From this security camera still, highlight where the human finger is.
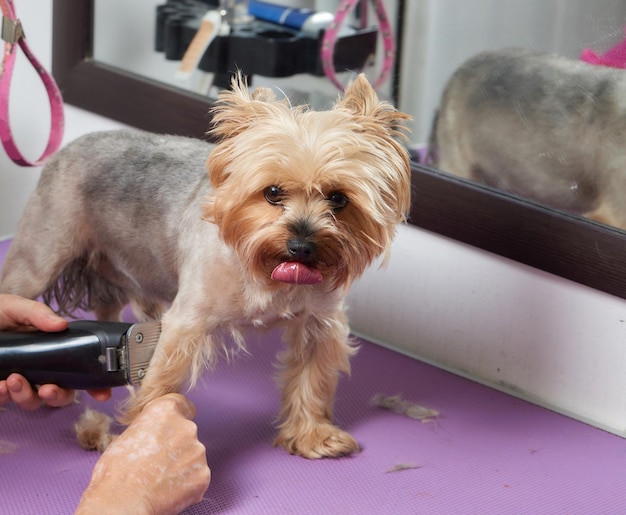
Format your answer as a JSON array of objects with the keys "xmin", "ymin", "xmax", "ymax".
[
  {"xmin": 6, "ymin": 374, "xmax": 42, "ymax": 410},
  {"xmin": 0, "ymin": 294, "xmax": 67, "ymax": 332},
  {"xmin": 37, "ymin": 384, "xmax": 78, "ymax": 407}
]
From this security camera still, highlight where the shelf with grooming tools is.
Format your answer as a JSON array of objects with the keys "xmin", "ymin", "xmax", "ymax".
[{"xmin": 155, "ymin": 0, "xmax": 395, "ymax": 93}]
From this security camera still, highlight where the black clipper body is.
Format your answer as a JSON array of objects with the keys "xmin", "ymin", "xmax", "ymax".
[{"xmin": 0, "ymin": 320, "xmax": 161, "ymax": 389}]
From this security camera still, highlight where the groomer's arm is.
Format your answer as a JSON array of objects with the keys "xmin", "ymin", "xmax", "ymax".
[
  {"xmin": 0, "ymin": 294, "xmax": 111, "ymax": 409},
  {"xmin": 75, "ymin": 394, "xmax": 210, "ymax": 515}
]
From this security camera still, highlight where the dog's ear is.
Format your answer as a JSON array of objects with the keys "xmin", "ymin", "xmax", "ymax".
[
  {"xmin": 336, "ymin": 75, "xmax": 412, "ymax": 231},
  {"xmin": 335, "ymin": 74, "xmax": 411, "ymax": 138},
  {"xmin": 208, "ymin": 72, "xmax": 280, "ymax": 141}
]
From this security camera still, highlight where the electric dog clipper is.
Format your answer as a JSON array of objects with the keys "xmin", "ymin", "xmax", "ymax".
[{"xmin": 0, "ymin": 320, "xmax": 161, "ymax": 389}]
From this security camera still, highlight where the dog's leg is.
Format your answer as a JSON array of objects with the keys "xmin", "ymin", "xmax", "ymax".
[
  {"xmin": 275, "ymin": 311, "xmax": 359, "ymax": 459},
  {"xmin": 117, "ymin": 307, "xmax": 210, "ymax": 425},
  {"xmin": 75, "ymin": 304, "xmax": 190, "ymax": 451},
  {"xmin": 0, "ymin": 240, "xmax": 49, "ymax": 299},
  {"xmin": 1, "ymin": 197, "xmax": 57, "ymax": 296},
  {"xmin": 0, "ymin": 178, "xmax": 92, "ymax": 309},
  {"xmin": 118, "ymin": 327, "xmax": 194, "ymax": 424},
  {"xmin": 0, "ymin": 219, "xmax": 80, "ymax": 300}
]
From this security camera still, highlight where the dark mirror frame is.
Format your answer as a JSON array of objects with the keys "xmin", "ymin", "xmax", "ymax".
[{"xmin": 52, "ymin": 0, "xmax": 626, "ymax": 300}]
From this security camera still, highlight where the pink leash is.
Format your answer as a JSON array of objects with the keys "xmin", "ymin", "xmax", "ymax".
[
  {"xmin": 0, "ymin": 0, "xmax": 64, "ymax": 166},
  {"xmin": 321, "ymin": 0, "xmax": 396, "ymax": 91}
]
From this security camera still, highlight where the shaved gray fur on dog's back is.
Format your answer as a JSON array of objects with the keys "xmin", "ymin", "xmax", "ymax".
[
  {"xmin": 431, "ymin": 48, "xmax": 626, "ymax": 221},
  {"xmin": 2, "ymin": 130, "xmax": 215, "ymax": 316}
]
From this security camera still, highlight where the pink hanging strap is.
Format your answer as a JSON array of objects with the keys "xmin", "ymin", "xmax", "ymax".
[
  {"xmin": 0, "ymin": 0, "xmax": 64, "ymax": 166},
  {"xmin": 321, "ymin": 0, "xmax": 396, "ymax": 91}
]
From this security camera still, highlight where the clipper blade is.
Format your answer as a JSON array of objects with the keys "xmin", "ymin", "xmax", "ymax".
[{"xmin": 124, "ymin": 320, "xmax": 162, "ymax": 386}]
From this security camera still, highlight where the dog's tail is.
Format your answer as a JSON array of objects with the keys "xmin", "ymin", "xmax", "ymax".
[{"xmin": 424, "ymin": 109, "xmax": 440, "ymax": 166}]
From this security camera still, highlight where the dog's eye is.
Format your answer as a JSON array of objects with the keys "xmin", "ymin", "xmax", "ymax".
[
  {"xmin": 264, "ymin": 186, "xmax": 285, "ymax": 205},
  {"xmin": 327, "ymin": 192, "xmax": 349, "ymax": 212}
]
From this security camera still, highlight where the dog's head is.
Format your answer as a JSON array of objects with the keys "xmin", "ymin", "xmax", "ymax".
[{"xmin": 203, "ymin": 73, "xmax": 411, "ymax": 290}]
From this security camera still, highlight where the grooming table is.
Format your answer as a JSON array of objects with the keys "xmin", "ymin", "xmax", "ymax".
[{"xmin": 1, "ymin": 238, "xmax": 626, "ymax": 514}]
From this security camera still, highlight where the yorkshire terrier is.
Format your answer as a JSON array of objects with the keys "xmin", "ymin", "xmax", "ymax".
[
  {"xmin": 0, "ymin": 74, "xmax": 411, "ymax": 458},
  {"xmin": 429, "ymin": 47, "xmax": 626, "ymax": 228}
]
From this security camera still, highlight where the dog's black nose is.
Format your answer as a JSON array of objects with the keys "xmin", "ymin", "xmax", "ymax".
[{"xmin": 287, "ymin": 238, "xmax": 316, "ymax": 262}]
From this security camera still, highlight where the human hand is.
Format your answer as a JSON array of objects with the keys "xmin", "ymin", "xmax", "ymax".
[
  {"xmin": 0, "ymin": 293, "xmax": 68, "ymax": 332},
  {"xmin": 0, "ymin": 373, "xmax": 112, "ymax": 410},
  {"xmin": 76, "ymin": 393, "xmax": 210, "ymax": 515},
  {"xmin": 0, "ymin": 294, "xmax": 112, "ymax": 409}
]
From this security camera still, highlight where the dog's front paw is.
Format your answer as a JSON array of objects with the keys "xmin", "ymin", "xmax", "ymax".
[{"xmin": 275, "ymin": 423, "xmax": 360, "ymax": 459}]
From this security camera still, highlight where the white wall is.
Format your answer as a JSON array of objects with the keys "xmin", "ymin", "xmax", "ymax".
[
  {"xmin": 3, "ymin": 1, "xmax": 626, "ymax": 438},
  {"xmin": 347, "ymin": 225, "xmax": 626, "ymax": 437},
  {"xmin": 0, "ymin": 1, "xmax": 127, "ymax": 239}
]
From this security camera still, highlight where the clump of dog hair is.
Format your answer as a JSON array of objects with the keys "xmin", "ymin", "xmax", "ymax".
[
  {"xmin": 386, "ymin": 462, "xmax": 420, "ymax": 473},
  {"xmin": 75, "ymin": 407, "xmax": 116, "ymax": 452},
  {"xmin": 371, "ymin": 394, "xmax": 439, "ymax": 422}
]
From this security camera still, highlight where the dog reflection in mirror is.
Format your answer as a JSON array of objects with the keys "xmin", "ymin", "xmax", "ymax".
[
  {"xmin": 429, "ymin": 47, "xmax": 626, "ymax": 228},
  {"xmin": 0, "ymin": 73, "xmax": 411, "ymax": 458}
]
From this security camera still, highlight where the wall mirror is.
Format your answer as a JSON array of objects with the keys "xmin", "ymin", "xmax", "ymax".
[{"xmin": 52, "ymin": 0, "xmax": 626, "ymax": 300}]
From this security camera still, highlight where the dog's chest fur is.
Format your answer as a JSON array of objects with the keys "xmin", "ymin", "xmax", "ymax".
[{"xmin": 242, "ymin": 281, "xmax": 341, "ymax": 328}]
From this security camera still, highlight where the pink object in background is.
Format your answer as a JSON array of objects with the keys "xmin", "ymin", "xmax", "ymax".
[{"xmin": 580, "ymin": 26, "xmax": 626, "ymax": 68}]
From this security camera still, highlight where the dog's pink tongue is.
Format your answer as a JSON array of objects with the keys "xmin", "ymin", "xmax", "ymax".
[{"xmin": 271, "ymin": 262, "xmax": 323, "ymax": 285}]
